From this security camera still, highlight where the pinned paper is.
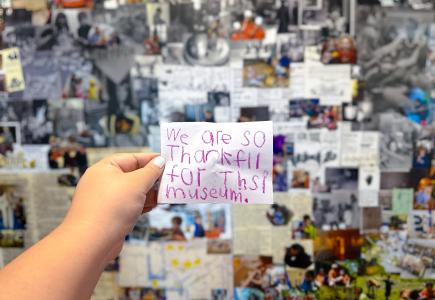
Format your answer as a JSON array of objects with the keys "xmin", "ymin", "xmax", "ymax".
[
  {"xmin": 0, "ymin": 48, "xmax": 25, "ymax": 93},
  {"xmin": 358, "ymin": 167, "xmax": 380, "ymax": 207},
  {"xmin": 392, "ymin": 188, "xmax": 414, "ymax": 215},
  {"xmin": 158, "ymin": 122, "xmax": 273, "ymax": 204}
]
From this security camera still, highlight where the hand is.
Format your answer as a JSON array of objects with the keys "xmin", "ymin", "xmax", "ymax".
[{"xmin": 62, "ymin": 153, "xmax": 165, "ymax": 259}]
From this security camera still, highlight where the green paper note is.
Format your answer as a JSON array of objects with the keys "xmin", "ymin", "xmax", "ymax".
[{"xmin": 392, "ymin": 188, "xmax": 413, "ymax": 214}]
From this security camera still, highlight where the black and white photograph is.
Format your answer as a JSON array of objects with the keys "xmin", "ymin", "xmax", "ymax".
[
  {"xmin": 276, "ymin": 32, "xmax": 305, "ymax": 62},
  {"xmin": 303, "ymin": 0, "xmax": 323, "ymax": 10},
  {"xmin": 239, "ymin": 106, "xmax": 270, "ymax": 122},
  {"xmin": 324, "ymin": 167, "xmax": 359, "ymax": 191},
  {"xmin": 0, "ymin": 100, "xmax": 51, "ymax": 144},
  {"xmin": 104, "ymin": 3, "xmax": 149, "ymax": 49},
  {"xmin": 379, "ymin": 112, "xmax": 417, "ymax": 171},
  {"xmin": 14, "ymin": 51, "xmax": 63, "ymax": 101},
  {"xmin": 379, "ymin": 189, "xmax": 393, "ymax": 210},
  {"xmin": 361, "ymin": 206, "xmax": 382, "ymax": 232},
  {"xmin": 132, "ymin": 57, "xmax": 159, "ymax": 127},
  {"xmin": 0, "ymin": 122, "xmax": 21, "ymax": 152},
  {"xmin": 167, "ymin": 1, "xmax": 195, "ymax": 43},
  {"xmin": 380, "ymin": 172, "xmax": 412, "ymax": 190},
  {"xmin": 380, "ymin": 0, "xmax": 434, "ymax": 10},
  {"xmin": 313, "ymin": 191, "xmax": 361, "ymax": 230},
  {"xmin": 299, "ymin": 0, "xmax": 352, "ymax": 35},
  {"xmin": 48, "ymin": 98, "xmax": 86, "ymax": 142},
  {"xmin": 105, "ymin": 75, "xmax": 145, "ymax": 147},
  {"xmin": 356, "ymin": 7, "xmax": 434, "ymax": 124}
]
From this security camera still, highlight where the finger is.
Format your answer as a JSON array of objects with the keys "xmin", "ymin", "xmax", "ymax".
[
  {"xmin": 104, "ymin": 153, "xmax": 160, "ymax": 173},
  {"xmin": 128, "ymin": 156, "xmax": 166, "ymax": 194}
]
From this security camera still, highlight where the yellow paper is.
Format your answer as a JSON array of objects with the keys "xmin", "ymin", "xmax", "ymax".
[{"xmin": 0, "ymin": 48, "xmax": 25, "ymax": 93}]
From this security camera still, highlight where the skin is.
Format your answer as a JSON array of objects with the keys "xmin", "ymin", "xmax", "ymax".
[{"xmin": 0, "ymin": 153, "xmax": 165, "ymax": 300}]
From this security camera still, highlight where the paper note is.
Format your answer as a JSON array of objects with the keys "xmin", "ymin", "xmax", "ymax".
[
  {"xmin": 340, "ymin": 131, "xmax": 380, "ymax": 167},
  {"xmin": 0, "ymin": 48, "xmax": 25, "ymax": 93},
  {"xmin": 357, "ymin": 154, "xmax": 379, "ymax": 208},
  {"xmin": 392, "ymin": 188, "xmax": 414, "ymax": 215},
  {"xmin": 119, "ymin": 240, "xmax": 234, "ymax": 299},
  {"xmin": 304, "ymin": 63, "xmax": 352, "ymax": 105},
  {"xmin": 358, "ymin": 167, "xmax": 380, "ymax": 191},
  {"xmin": 358, "ymin": 190, "xmax": 379, "ymax": 207},
  {"xmin": 407, "ymin": 210, "xmax": 435, "ymax": 239},
  {"xmin": 158, "ymin": 122, "xmax": 273, "ymax": 204}
]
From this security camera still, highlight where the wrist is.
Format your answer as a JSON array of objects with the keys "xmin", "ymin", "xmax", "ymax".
[
  {"xmin": 62, "ymin": 208, "xmax": 132, "ymax": 246},
  {"xmin": 59, "ymin": 217, "xmax": 122, "ymax": 260}
]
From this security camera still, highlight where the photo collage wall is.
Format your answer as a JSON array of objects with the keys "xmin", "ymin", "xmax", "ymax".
[{"xmin": 0, "ymin": 0, "xmax": 434, "ymax": 299}]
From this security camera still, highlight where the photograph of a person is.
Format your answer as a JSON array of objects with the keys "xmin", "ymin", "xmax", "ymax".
[
  {"xmin": 357, "ymin": 8, "xmax": 433, "ymax": 121},
  {"xmin": 413, "ymin": 139, "xmax": 432, "ymax": 169},
  {"xmin": 121, "ymin": 287, "xmax": 166, "ymax": 300},
  {"xmin": 243, "ymin": 58, "xmax": 290, "ymax": 88},
  {"xmin": 288, "ymin": 99, "xmax": 340, "ymax": 129},
  {"xmin": 380, "ymin": 113, "xmax": 417, "ymax": 171},
  {"xmin": 289, "ymin": 98, "xmax": 319, "ymax": 118},
  {"xmin": 292, "ymin": 214, "xmax": 317, "ymax": 239},
  {"xmin": 321, "ymin": 35, "xmax": 357, "ymax": 64},
  {"xmin": 184, "ymin": 103, "xmax": 215, "ymax": 122},
  {"xmin": 303, "ymin": 0, "xmax": 323, "ymax": 10},
  {"xmin": 239, "ymin": 106, "xmax": 270, "ymax": 122},
  {"xmin": 291, "ymin": 169, "xmax": 310, "ymax": 188},
  {"xmin": 313, "ymin": 191, "xmax": 360, "ymax": 230},
  {"xmin": 0, "ymin": 53, "xmax": 5, "ymax": 92},
  {"xmin": 266, "ymin": 203, "xmax": 292, "ymax": 226},
  {"xmin": 314, "ymin": 229, "xmax": 363, "ymax": 261},
  {"xmin": 284, "ymin": 243, "xmax": 313, "ymax": 269},
  {"xmin": 324, "ymin": 167, "xmax": 359, "ymax": 191},
  {"xmin": 208, "ymin": 91, "xmax": 231, "ymax": 107},
  {"xmin": 0, "ymin": 122, "xmax": 21, "ymax": 156},
  {"xmin": 211, "ymin": 288, "xmax": 227, "ymax": 300},
  {"xmin": 413, "ymin": 176, "xmax": 434, "ymax": 210},
  {"xmin": 0, "ymin": 184, "xmax": 26, "ymax": 248},
  {"xmin": 233, "ymin": 255, "xmax": 273, "ymax": 287},
  {"xmin": 48, "ymin": 135, "xmax": 89, "ymax": 180},
  {"xmin": 147, "ymin": 204, "xmax": 231, "ymax": 241},
  {"xmin": 276, "ymin": 32, "xmax": 305, "ymax": 62}
]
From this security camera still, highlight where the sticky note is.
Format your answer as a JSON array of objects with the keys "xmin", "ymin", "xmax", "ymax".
[{"xmin": 158, "ymin": 122, "xmax": 273, "ymax": 204}]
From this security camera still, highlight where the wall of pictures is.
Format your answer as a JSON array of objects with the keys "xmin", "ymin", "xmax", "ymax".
[{"xmin": 0, "ymin": 0, "xmax": 434, "ymax": 299}]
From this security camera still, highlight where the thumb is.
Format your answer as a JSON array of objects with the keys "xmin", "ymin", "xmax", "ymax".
[{"xmin": 128, "ymin": 156, "xmax": 166, "ymax": 193}]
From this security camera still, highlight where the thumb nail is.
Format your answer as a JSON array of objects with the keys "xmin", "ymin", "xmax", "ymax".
[{"xmin": 152, "ymin": 156, "xmax": 166, "ymax": 169}]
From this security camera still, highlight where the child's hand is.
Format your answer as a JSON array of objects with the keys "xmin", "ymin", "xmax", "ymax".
[{"xmin": 62, "ymin": 153, "xmax": 165, "ymax": 253}]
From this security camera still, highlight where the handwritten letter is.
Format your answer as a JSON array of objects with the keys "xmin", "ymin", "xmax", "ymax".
[{"xmin": 158, "ymin": 122, "xmax": 273, "ymax": 204}]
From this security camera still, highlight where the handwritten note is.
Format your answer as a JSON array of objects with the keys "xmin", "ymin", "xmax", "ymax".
[
  {"xmin": 304, "ymin": 63, "xmax": 352, "ymax": 105},
  {"xmin": 158, "ymin": 122, "xmax": 273, "ymax": 204}
]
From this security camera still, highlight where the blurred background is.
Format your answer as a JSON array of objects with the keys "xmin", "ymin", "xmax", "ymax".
[{"xmin": 0, "ymin": 0, "xmax": 434, "ymax": 299}]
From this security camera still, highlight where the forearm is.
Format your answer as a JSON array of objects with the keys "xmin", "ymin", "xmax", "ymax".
[
  {"xmin": 0, "ymin": 153, "xmax": 164, "ymax": 300},
  {"xmin": 0, "ymin": 221, "xmax": 114, "ymax": 300}
]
